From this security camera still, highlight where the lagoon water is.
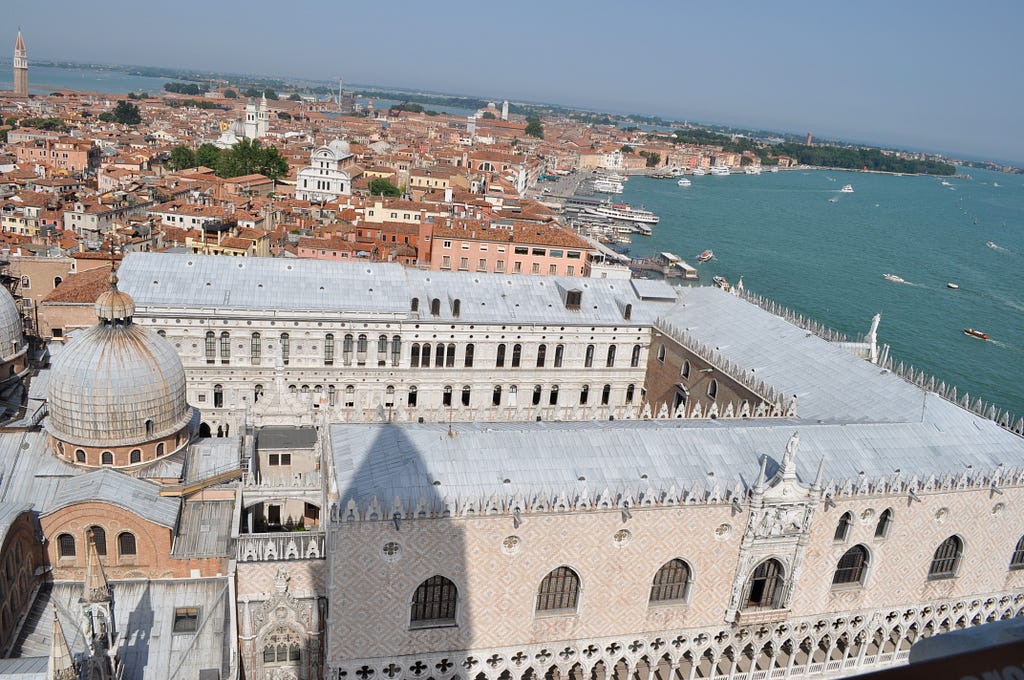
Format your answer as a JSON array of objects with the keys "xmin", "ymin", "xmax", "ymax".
[
  {"xmin": 0, "ymin": 63, "xmax": 173, "ymax": 95},
  {"xmin": 621, "ymin": 167, "xmax": 1024, "ymax": 417}
]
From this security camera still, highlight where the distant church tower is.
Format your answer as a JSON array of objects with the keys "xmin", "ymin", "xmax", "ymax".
[
  {"xmin": 244, "ymin": 94, "xmax": 269, "ymax": 139},
  {"xmin": 13, "ymin": 29, "xmax": 28, "ymax": 97},
  {"xmin": 501, "ymin": 100, "xmax": 509, "ymax": 121}
]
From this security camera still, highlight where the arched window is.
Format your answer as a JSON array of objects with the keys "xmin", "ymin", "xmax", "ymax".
[
  {"xmin": 101, "ymin": 451, "xmax": 113, "ymax": 465},
  {"xmin": 250, "ymin": 332, "xmax": 261, "ymax": 365},
  {"xmin": 511, "ymin": 344, "xmax": 522, "ymax": 368},
  {"xmin": 205, "ymin": 331, "xmax": 216, "ymax": 363},
  {"xmin": 707, "ymin": 379, "xmax": 718, "ymax": 399},
  {"xmin": 118, "ymin": 532, "xmax": 137, "ymax": 556},
  {"xmin": 144, "ymin": 419, "xmax": 153, "ymax": 437},
  {"xmin": 58, "ymin": 533, "xmax": 76, "ymax": 558},
  {"xmin": 344, "ymin": 385, "xmax": 355, "ymax": 407},
  {"xmin": 213, "ymin": 384, "xmax": 224, "ymax": 408},
  {"xmin": 452, "ymin": 299, "xmax": 461, "ymax": 318},
  {"xmin": 407, "ymin": 385, "xmax": 418, "ymax": 407},
  {"xmin": 391, "ymin": 335, "xmax": 401, "ymax": 366},
  {"xmin": 744, "ymin": 559, "xmax": 784, "ymax": 609},
  {"xmin": 464, "ymin": 343, "xmax": 475, "ymax": 368},
  {"xmin": 625, "ymin": 384, "xmax": 636, "ymax": 403},
  {"xmin": 445, "ymin": 343, "xmax": 456, "ymax": 367},
  {"xmin": 410, "ymin": 343, "xmax": 420, "ymax": 368},
  {"xmin": 584, "ymin": 345, "xmax": 594, "ymax": 368},
  {"xmin": 579, "ymin": 385, "xmax": 589, "ymax": 405},
  {"xmin": 54, "ymin": 276, "xmax": 63, "ymax": 288},
  {"xmin": 601, "ymin": 384, "xmax": 611, "ymax": 405},
  {"xmin": 461, "ymin": 385, "xmax": 471, "ymax": 406},
  {"xmin": 549, "ymin": 385, "xmax": 559, "ymax": 405},
  {"xmin": 434, "ymin": 343, "xmax": 444, "ymax": 368},
  {"xmin": 536, "ymin": 566, "xmax": 580, "ymax": 613},
  {"xmin": 536, "ymin": 344, "xmax": 547, "ymax": 368},
  {"xmin": 554, "ymin": 344, "xmax": 564, "ymax": 368},
  {"xmin": 156, "ymin": 442, "xmax": 165, "ymax": 456},
  {"xmin": 324, "ymin": 333, "xmax": 335, "ymax": 365},
  {"xmin": 532, "ymin": 385, "xmax": 542, "ymax": 406},
  {"xmin": 89, "ymin": 526, "xmax": 107, "ymax": 556},
  {"xmin": 649, "ymin": 559, "xmax": 692, "ymax": 603},
  {"xmin": 929, "ymin": 536, "xmax": 963, "ymax": 579},
  {"xmin": 492, "ymin": 385, "xmax": 502, "ymax": 406},
  {"xmin": 442, "ymin": 385, "xmax": 453, "ymax": 407},
  {"xmin": 875, "ymin": 508, "xmax": 893, "ymax": 538},
  {"xmin": 834, "ymin": 512, "xmax": 853, "ymax": 542},
  {"xmin": 327, "ymin": 385, "xmax": 336, "ymax": 406},
  {"xmin": 280, "ymin": 333, "xmax": 290, "ymax": 365},
  {"xmin": 411, "ymin": 297, "xmax": 419, "ymax": 312},
  {"xmin": 1011, "ymin": 536, "xmax": 1024, "ymax": 570},
  {"xmin": 75, "ymin": 448, "xmax": 86, "ymax": 463},
  {"xmin": 681, "ymin": 360, "xmax": 691, "ymax": 379},
  {"xmin": 343, "ymin": 333, "xmax": 354, "ymax": 365},
  {"xmin": 130, "ymin": 449, "xmax": 141, "ymax": 464},
  {"xmin": 495, "ymin": 343, "xmax": 506, "ymax": 368},
  {"xmin": 833, "ymin": 545, "xmax": 869, "ymax": 585},
  {"xmin": 430, "ymin": 298, "xmax": 441, "ymax": 317},
  {"xmin": 657, "ymin": 344, "xmax": 666, "ymax": 362},
  {"xmin": 378, "ymin": 334, "xmax": 388, "ymax": 353},
  {"xmin": 606, "ymin": 345, "xmax": 616, "ymax": 367},
  {"xmin": 220, "ymin": 332, "xmax": 230, "ymax": 362},
  {"xmin": 630, "ymin": 344, "xmax": 641, "ymax": 367},
  {"xmin": 623, "ymin": 303, "xmax": 632, "ymax": 320},
  {"xmin": 358, "ymin": 334, "xmax": 368, "ymax": 356},
  {"xmin": 410, "ymin": 575, "xmax": 458, "ymax": 626}
]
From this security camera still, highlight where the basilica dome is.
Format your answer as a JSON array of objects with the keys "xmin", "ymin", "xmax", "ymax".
[
  {"xmin": 47, "ymin": 273, "xmax": 193, "ymax": 461},
  {"xmin": 0, "ymin": 285, "xmax": 24, "ymax": 362}
]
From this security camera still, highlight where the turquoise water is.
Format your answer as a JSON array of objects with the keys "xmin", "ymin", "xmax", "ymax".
[
  {"xmin": 0, "ymin": 63, "xmax": 173, "ymax": 95},
  {"xmin": 622, "ymin": 168, "xmax": 1024, "ymax": 417}
]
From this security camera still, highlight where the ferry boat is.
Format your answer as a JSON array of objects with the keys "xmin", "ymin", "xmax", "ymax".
[
  {"xmin": 677, "ymin": 177, "xmax": 692, "ymax": 187},
  {"xmin": 883, "ymin": 273, "xmax": 905, "ymax": 283},
  {"xmin": 584, "ymin": 203, "xmax": 660, "ymax": 225},
  {"xmin": 591, "ymin": 178, "xmax": 624, "ymax": 194},
  {"xmin": 963, "ymin": 328, "xmax": 990, "ymax": 341},
  {"xmin": 712, "ymin": 275, "xmax": 731, "ymax": 291},
  {"xmin": 840, "ymin": 184, "xmax": 854, "ymax": 193},
  {"xmin": 691, "ymin": 167, "xmax": 707, "ymax": 176},
  {"xmin": 709, "ymin": 165, "xmax": 731, "ymax": 176},
  {"xmin": 697, "ymin": 249, "xmax": 714, "ymax": 263}
]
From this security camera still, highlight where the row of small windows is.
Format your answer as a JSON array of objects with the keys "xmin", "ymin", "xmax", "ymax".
[
  {"xmin": 833, "ymin": 508, "xmax": 894, "ymax": 542},
  {"xmin": 408, "ymin": 343, "xmax": 642, "ymax": 370},
  {"xmin": 409, "ymin": 536, "xmax": 1024, "ymax": 627},
  {"xmin": 57, "ymin": 528, "xmax": 136, "ymax": 558},
  {"xmin": 72, "ymin": 443, "xmax": 164, "ymax": 465}
]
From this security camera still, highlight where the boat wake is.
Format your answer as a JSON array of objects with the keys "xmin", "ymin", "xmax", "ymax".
[{"xmin": 986, "ymin": 241, "xmax": 1013, "ymax": 253}]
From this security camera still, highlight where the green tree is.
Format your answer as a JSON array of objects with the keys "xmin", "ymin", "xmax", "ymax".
[
  {"xmin": 525, "ymin": 117, "xmax": 544, "ymax": 139},
  {"xmin": 111, "ymin": 100, "xmax": 142, "ymax": 125},
  {"xmin": 287, "ymin": 93, "xmax": 302, "ymax": 101},
  {"xmin": 621, "ymin": 144, "xmax": 634, "ymax": 153},
  {"xmin": 263, "ymin": 88, "xmax": 279, "ymax": 100},
  {"xmin": 169, "ymin": 145, "xmax": 197, "ymax": 170},
  {"xmin": 196, "ymin": 143, "xmax": 222, "ymax": 169},
  {"xmin": 98, "ymin": 112, "xmax": 115, "ymax": 123},
  {"xmin": 4, "ymin": 117, "xmax": 17, "ymax": 127},
  {"xmin": 368, "ymin": 178, "xmax": 402, "ymax": 197},
  {"xmin": 481, "ymin": 111, "xmax": 496, "ymax": 120},
  {"xmin": 216, "ymin": 139, "xmax": 289, "ymax": 180},
  {"xmin": 243, "ymin": 87, "xmax": 261, "ymax": 98},
  {"xmin": 223, "ymin": 89, "xmax": 237, "ymax": 99}
]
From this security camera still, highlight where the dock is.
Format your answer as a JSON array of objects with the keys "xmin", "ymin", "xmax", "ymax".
[{"xmin": 630, "ymin": 252, "xmax": 698, "ymax": 279}]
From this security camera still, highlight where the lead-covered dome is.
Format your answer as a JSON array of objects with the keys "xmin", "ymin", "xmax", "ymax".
[
  {"xmin": 47, "ymin": 275, "xmax": 192, "ymax": 459},
  {"xmin": 0, "ymin": 285, "xmax": 24, "ymax": 362}
]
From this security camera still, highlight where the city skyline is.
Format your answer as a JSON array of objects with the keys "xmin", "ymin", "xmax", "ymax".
[{"xmin": 7, "ymin": 0, "xmax": 1024, "ymax": 164}]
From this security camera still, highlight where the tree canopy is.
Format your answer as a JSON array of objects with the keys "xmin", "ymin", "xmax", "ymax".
[
  {"xmin": 524, "ymin": 117, "xmax": 544, "ymax": 139},
  {"xmin": 110, "ymin": 101, "xmax": 142, "ymax": 125},
  {"xmin": 287, "ymin": 93, "xmax": 302, "ymax": 102},
  {"xmin": 368, "ymin": 178, "xmax": 402, "ymax": 197},
  {"xmin": 164, "ymin": 82, "xmax": 204, "ymax": 96},
  {"xmin": 223, "ymin": 89, "xmax": 237, "ymax": 99},
  {"xmin": 169, "ymin": 145, "xmax": 197, "ymax": 170}
]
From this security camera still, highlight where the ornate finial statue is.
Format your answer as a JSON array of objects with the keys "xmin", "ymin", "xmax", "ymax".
[{"xmin": 783, "ymin": 432, "xmax": 800, "ymax": 470}]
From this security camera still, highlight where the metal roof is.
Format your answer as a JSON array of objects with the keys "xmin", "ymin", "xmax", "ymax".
[
  {"xmin": 44, "ymin": 469, "xmax": 180, "ymax": 528},
  {"xmin": 256, "ymin": 426, "xmax": 318, "ymax": 450}
]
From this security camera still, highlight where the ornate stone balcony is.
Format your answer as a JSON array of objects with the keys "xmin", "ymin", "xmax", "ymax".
[{"xmin": 236, "ymin": 530, "xmax": 326, "ymax": 562}]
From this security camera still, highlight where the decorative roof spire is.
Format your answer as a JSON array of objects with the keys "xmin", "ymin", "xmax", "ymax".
[
  {"xmin": 15, "ymin": 29, "xmax": 26, "ymax": 53},
  {"xmin": 84, "ymin": 528, "xmax": 111, "ymax": 603},
  {"xmin": 94, "ymin": 267, "xmax": 135, "ymax": 324},
  {"xmin": 48, "ymin": 605, "xmax": 78, "ymax": 680}
]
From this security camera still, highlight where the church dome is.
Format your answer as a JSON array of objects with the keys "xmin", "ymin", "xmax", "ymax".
[
  {"xmin": 47, "ymin": 277, "xmax": 192, "ymax": 450},
  {"xmin": 0, "ymin": 285, "xmax": 24, "ymax": 362},
  {"xmin": 328, "ymin": 138, "xmax": 351, "ymax": 156}
]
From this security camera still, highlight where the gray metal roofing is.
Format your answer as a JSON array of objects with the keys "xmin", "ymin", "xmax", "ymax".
[
  {"xmin": 0, "ymin": 431, "xmax": 76, "ymax": 509},
  {"xmin": 171, "ymin": 499, "xmax": 235, "ymax": 558},
  {"xmin": 43, "ymin": 468, "xmax": 180, "ymax": 528},
  {"xmin": 117, "ymin": 252, "xmax": 675, "ymax": 324},
  {"xmin": 658, "ymin": 286, "xmax": 965, "ymax": 425},
  {"xmin": 257, "ymin": 426, "xmax": 318, "ymax": 451},
  {"xmin": 331, "ymin": 416, "xmax": 1024, "ymax": 503},
  {"xmin": 0, "ymin": 656, "xmax": 46, "ymax": 678},
  {"xmin": 185, "ymin": 437, "xmax": 240, "ymax": 481},
  {"xmin": 17, "ymin": 579, "xmax": 230, "ymax": 680},
  {"xmin": 0, "ymin": 502, "xmax": 32, "ymax": 546}
]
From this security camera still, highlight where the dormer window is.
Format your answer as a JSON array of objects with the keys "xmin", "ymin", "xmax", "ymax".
[
  {"xmin": 565, "ymin": 289, "xmax": 582, "ymax": 310},
  {"xmin": 430, "ymin": 298, "xmax": 441, "ymax": 317}
]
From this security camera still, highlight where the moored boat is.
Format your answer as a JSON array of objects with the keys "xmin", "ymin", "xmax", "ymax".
[
  {"xmin": 584, "ymin": 203, "xmax": 660, "ymax": 225},
  {"xmin": 709, "ymin": 165, "xmax": 731, "ymax": 176},
  {"xmin": 691, "ymin": 167, "xmax": 706, "ymax": 176},
  {"xmin": 697, "ymin": 249, "xmax": 714, "ymax": 263},
  {"xmin": 963, "ymin": 328, "xmax": 990, "ymax": 341},
  {"xmin": 712, "ymin": 275, "xmax": 730, "ymax": 291}
]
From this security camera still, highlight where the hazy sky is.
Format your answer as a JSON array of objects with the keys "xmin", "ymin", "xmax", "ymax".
[{"xmin": 8, "ymin": 0, "xmax": 1024, "ymax": 163}]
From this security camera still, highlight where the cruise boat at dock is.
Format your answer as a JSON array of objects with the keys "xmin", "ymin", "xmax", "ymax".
[
  {"xmin": 584, "ymin": 203, "xmax": 660, "ymax": 225},
  {"xmin": 709, "ymin": 165, "xmax": 731, "ymax": 176}
]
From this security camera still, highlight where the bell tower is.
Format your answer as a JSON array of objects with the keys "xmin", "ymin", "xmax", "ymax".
[{"xmin": 13, "ymin": 29, "xmax": 28, "ymax": 97}]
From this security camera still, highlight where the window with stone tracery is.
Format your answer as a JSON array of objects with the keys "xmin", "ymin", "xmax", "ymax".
[
  {"xmin": 649, "ymin": 559, "xmax": 692, "ymax": 603},
  {"xmin": 410, "ymin": 575, "xmax": 458, "ymax": 627},
  {"xmin": 928, "ymin": 535, "xmax": 963, "ymax": 579},
  {"xmin": 536, "ymin": 566, "xmax": 580, "ymax": 613},
  {"xmin": 832, "ymin": 545, "xmax": 869, "ymax": 586},
  {"xmin": 1011, "ymin": 536, "xmax": 1024, "ymax": 570}
]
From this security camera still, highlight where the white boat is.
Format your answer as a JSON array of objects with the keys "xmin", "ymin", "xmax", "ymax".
[
  {"xmin": 770, "ymin": 166, "xmax": 779, "ymax": 173},
  {"xmin": 709, "ymin": 165, "xmax": 731, "ymax": 176},
  {"xmin": 598, "ymin": 172, "xmax": 628, "ymax": 183},
  {"xmin": 744, "ymin": 166, "xmax": 762, "ymax": 175},
  {"xmin": 840, "ymin": 184, "xmax": 854, "ymax": 193},
  {"xmin": 947, "ymin": 282, "xmax": 960, "ymax": 290},
  {"xmin": 883, "ymin": 273, "xmax": 904, "ymax": 283},
  {"xmin": 691, "ymin": 167, "xmax": 706, "ymax": 176},
  {"xmin": 591, "ymin": 178, "xmax": 624, "ymax": 194},
  {"xmin": 677, "ymin": 177, "xmax": 692, "ymax": 187},
  {"xmin": 584, "ymin": 203, "xmax": 660, "ymax": 224}
]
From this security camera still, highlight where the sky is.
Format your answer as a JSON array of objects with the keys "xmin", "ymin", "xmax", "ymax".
[{"xmin": 7, "ymin": 0, "xmax": 1024, "ymax": 163}]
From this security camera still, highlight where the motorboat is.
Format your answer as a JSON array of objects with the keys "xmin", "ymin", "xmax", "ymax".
[
  {"xmin": 709, "ymin": 165, "xmax": 731, "ymax": 176},
  {"xmin": 963, "ymin": 328, "xmax": 990, "ymax": 341},
  {"xmin": 677, "ymin": 177, "xmax": 692, "ymax": 187},
  {"xmin": 712, "ymin": 275, "xmax": 731, "ymax": 291},
  {"xmin": 691, "ymin": 167, "xmax": 707, "ymax": 176},
  {"xmin": 744, "ymin": 166, "xmax": 762, "ymax": 175},
  {"xmin": 697, "ymin": 249, "xmax": 714, "ymax": 263},
  {"xmin": 840, "ymin": 184, "xmax": 854, "ymax": 193},
  {"xmin": 947, "ymin": 282, "xmax": 960, "ymax": 290},
  {"xmin": 883, "ymin": 274, "xmax": 905, "ymax": 283}
]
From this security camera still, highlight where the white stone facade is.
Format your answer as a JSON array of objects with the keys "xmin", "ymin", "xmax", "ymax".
[{"xmin": 296, "ymin": 142, "xmax": 353, "ymax": 203}]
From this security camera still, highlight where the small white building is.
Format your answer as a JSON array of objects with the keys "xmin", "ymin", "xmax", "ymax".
[{"xmin": 295, "ymin": 140, "xmax": 354, "ymax": 203}]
